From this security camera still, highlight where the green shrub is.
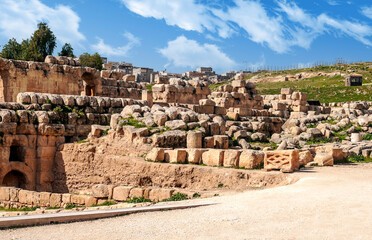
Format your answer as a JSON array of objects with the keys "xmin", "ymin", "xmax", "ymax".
[
  {"xmin": 162, "ymin": 193, "xmax": 189, "ymax": 202},
  {"xmin": 126, "ymin": 197, "xmax": 151, "ymax": 203},
  {"xmin": 363, "ymin": 134, "xmax": 372, "ymax": 141}
]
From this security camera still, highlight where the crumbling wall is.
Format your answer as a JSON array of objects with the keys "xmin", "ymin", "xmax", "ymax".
[{"xmin": 0, "ymin": 92, "xmax": 147, "ymax": 192}]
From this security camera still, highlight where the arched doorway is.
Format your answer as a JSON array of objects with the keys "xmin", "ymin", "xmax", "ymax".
[
  {"xmin": 81, "ymin": 72, "xmax": 96, "ymax": 96},
  {"xmin": 2, "ymin": 170, "xmax": 26, "ymax": 189}
]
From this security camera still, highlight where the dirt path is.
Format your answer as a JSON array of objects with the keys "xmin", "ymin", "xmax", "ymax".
[{"xmin": 2, "ymin": 164, "xmax": 372, "ymax": 240}]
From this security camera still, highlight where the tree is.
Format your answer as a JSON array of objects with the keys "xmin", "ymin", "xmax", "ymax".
[
  {"xmin": 59, "ymin": 43, "xmax": 75, "ymax": 57},
  {"xmin": 0, "ymin": 38, "xmax": 22, "ymax": 60},
  {"xmin": 79, "ymin": 52, "xmax": 103, "ymax": 70},
  {"xmin": 28, "ymin": 22, "xmax": 56, "ymax": 62}
]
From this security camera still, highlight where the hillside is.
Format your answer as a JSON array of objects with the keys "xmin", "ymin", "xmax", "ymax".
[{"xmin": 211, "ymin": 62, "xmax": 372, "ymax": 103}]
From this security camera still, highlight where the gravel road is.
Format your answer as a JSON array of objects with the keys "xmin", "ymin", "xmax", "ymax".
[{"xmin": 2, "ymin": 163, "xmax": 372, "ymax": 240}]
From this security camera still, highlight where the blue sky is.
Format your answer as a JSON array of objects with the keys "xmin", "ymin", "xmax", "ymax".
[{"xmin": 0, "ymin": 0, "xmax": 372, "ymax": 74}]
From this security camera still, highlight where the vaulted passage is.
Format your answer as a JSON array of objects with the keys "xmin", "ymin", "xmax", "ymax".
[
  {"xmin": 2, "ymin": 170, "xmax": 26, "ymax": 189},
  {"xmin": 82, "ymin": 72, "xmax": 96, "ymax": 96},
  {"xmin": 9, "ymin": 146, "xmax": 25, "ymax": 162}
]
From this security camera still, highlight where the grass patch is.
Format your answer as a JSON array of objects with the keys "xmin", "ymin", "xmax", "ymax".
[
  {"xmin": 121, "ymin": 117, "xmax": 147, "ymax": 129},
  {"xmin": 254, "ymin": 64, "xmax": 372, "ymax": 103},
  {"xmin": 64, "ymin": 204, "xmax": 77, "ymax": 210},
  {"xmin": 162, "ymin": 193, "xmax": 189, "ymax": 202},
  {"xmin": 209, "ymin": 81, "xmax": 231, "ymax": 91},
  {"xmin": 146, "ymin": 84, "xmax": 153, "ymax": 91},
  {"xmin": 345, "ymin": 155, "xmax": 372, "ymax": 163},
  {"xmin": 92, "ymin": 201, "xmax": 116, "ymax": 207},
  {"xmin": 363, "ymin": 134, "xmax": 372, "ymax": 141},
  {"xmin": 0, "ymin": 206, "xmax": 39, "ymax": 212},
  {"xmin": 46, "ymin": 206, "xmax": 61, "ymax": 210},
  {"xmin": 77, "ymin": 140, "xmax": 89, "ymax": 144},
  {"xmin": 192, "ymin": 192, "xmax": 201, "ymax": 198},
  {"xmin": 306, "ymin": 138, "xmax": 332, "ymax": 145},
  {"xmin": 100, "ymin": 128, "xmax": 110, "ymax": 137},
  {"xmin": 126, "ymin": 197, "xmax": 152, "ymax": 203}
]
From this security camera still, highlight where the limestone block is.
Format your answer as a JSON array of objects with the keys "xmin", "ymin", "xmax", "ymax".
[
  {"xmin": 76, "ymin": 125, "xmax": 91, "ymax": 137},
  {"xmin": 239, "ymin": 150, "xmax": 264, "ymax": 169},
  {"xmin": 62, "ymin": 193, "xmax": 72, "ymax": 204},
  {"xmin": 226, "ymin": 112, "xmax": 239, "ymax": 121},
  {"xmin": 45, "ymin": 55, "xmax": 57, "ymax": 64},
  {"xmin": 203, "ymin": 137, "xmax": 214, "ymax": 148},
  {"xmin": 32, "ymin": 192, "xmax": 40, "ymax": 206},
  {"xmin": 299, "ymin": 151, "xmax": 314, "ymax": 166},
  {"xmin": 129, "ymin": 188, "xmax": 145, "ymax": 199},
  {"xmin": 187, "ymin": 131, "xmax": 203, "ymax": 148},
  {"xmin": 35, "ymin": 111, "xmax": 50, "ymax": 124},
  {"xmin": 17, "ymin": 93, "xmax": 31, "ymax": 104},
  {"xmin": 264, "ymin": 150, "xmax": 300, "ymax": 171},
  {"xmin": 281, "ymin": 88, "xmax": 293, "ymax": 95},
  {"xmin": 164, "ymin": 149, "xmax": 187, "ymax": 163},
  {"xmin": 153, "ymin": 112, "xmax": 168, "ymax": 126},
  {"xmin": 315, "ymin": 146, "xmax": 344, "ymax": 163},
  {"xmin": 91, "ymin": 125, "xmax": 110, "ymax": 137},
  {"xmin": 84, "ymin": 196, "xmax": 97, "ymax": 207},
  {"xmin": 50, "ymin": 193, "xmax": 62, "ymax": 207},
  {"xmin": 113, "ymin": 186, "xmax": 133, "ymax": 201},
  {"xmin": 165, "ymin": 120, "xmax": 187, "ymax": 130},
  {"xmin": 209, "ymin": 122, "xmax": 220, "ymax": 136},
  {"xmin": 351, "ymin": 133, "xmax": 362, "ymax": 143},
  {"xmin": 39, "ymin": 192, "xmax": 51, "ymax": 206},
  {"xmin": 232, "ymin": 80, "xmax": 246, "ymax": 88},
  {"xmin": 71, "ymin": 194, "xmax": 86, "ymax": 205},
  {"xmin": 146, "ymin": 148, "xmax": 165, "ymax": 162},
  {"xmin": 187, "ymin": 149, "xmax": 207, "ymax": 164},
  {"xmin": 0, "ymin": 187, "xmax": 11, "ymax": 201},
  {"xmin": 149, "ymin": 188, "xmax": 175, "ymax": 202},
  {"xmin": 223, "ymin": 150, "xmax": 241, "ymax": 167},
  {"xmin": 314, "ymin": 153, "xmax": 333, "ymax": 166},
  {"xmin": 19, "ymin": 190, "xmax": 33, "ymax": 204},
  {"xmin": 202, "ymin": 149, "xmax": 224, "ymax": 166},
  {"xmin": 92, "ymin": 184, "xmax": 110, "ymax": 198},
  {"xmin": 214, "ymin": 135, "xmax": 229, "ymax": 149},
  {"xmin": 9, "ymin": 188, "xmax": 20, "ymax": 202},
  {"xmin": 38, "ymin": 124, "xmax": 65, "ymax": 136}
]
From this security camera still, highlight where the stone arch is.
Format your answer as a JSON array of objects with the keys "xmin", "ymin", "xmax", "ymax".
[
  {"xmin": 0, "ymin": 162, "xmax": 35, "ymax": 190},
  {"xmin": 2, "ymin": 170, "xmax": 26, "ymax": 188},
  {"xmin": 81, "ymin": 72, "xmax": 96, "ymax": 96}
]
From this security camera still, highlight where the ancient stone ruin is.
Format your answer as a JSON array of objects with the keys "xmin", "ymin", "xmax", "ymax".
[{"xmin": 0, "ymin": 56, "xmax": 371, "ymax": 211}]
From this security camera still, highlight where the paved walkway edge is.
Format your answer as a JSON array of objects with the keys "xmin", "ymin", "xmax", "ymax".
[{"xmin": 0, "ymin": 203, "xmax": 212, "ymax": 229}]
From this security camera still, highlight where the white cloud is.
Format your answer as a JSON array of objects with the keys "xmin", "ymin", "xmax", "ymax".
[
  {"xmin": 91, "ymin": 32, "xmax": 140, "ymax": 57},
  {"xmin": 159, "ymin": 36, "xmax": 236, "ymax": 72},
  {"xmin": 122, "ymin": 0, "xmax": 372, "ymax": 53},
  {"xmin": 362, "ymin": 6, "xmax": 372, "ymax": 20},
  {"xmin": 0, "ymin": 0, "xmax": 85, "ymax": 45},
  {"xmin": 278, "ymin": 1, "xmax": 372, "ymax": 47},
  {"xmin": 327, "ymin": 0, "xmax": 339, "ymax": 6},
  {"xmin": 121, "ymin": 0, "xmax": 234, "ymax": 38}
]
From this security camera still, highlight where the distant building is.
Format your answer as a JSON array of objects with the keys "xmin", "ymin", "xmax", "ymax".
[
  {"xmin": 101, "ymin": 57, "xmax": 108, "ymax": 64},
  {"xmin": 103, "ymin": 61, "xmax": 133, "ymax": 75},
  {"xmin": 133, "ymin": 67, "xmax": 154, "ymax": 83},
  {"xmin": 183, "ymin": 71, "xmax": 205, "ymax": 78},
  {"xmin": 196, "ymin": 67, "xmax": 215, "ymax": 76},
  {"xmin": 345, "ymin": 74, "xmax": 363, "ymax": 86}
]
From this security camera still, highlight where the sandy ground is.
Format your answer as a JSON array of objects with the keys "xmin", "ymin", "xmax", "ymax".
[{"xmin": 2, "ymin": 163, "xmax": 372, "ymax": 240}]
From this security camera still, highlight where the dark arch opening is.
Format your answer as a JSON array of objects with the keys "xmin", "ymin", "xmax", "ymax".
[
  {"xmin": 9, "ymin": 146, "xmax": 25, "ymax": 162},
  {"xmin": 82, "ymin": 72, "xmax": 96, "ymax": 96},
  {"xmin": 2, "ymin": 170, "xmax": 26, "ymax": 189}
]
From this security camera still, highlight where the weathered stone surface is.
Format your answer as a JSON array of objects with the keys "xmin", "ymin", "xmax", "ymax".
[
  {"xmin": 187, "ymin": 131, "xmax": 203, "ymax": 148},
  {"xmin": 164, "ymin": 149, "xmax": 187, "ymax": 163},
  {"xmin": 299, "ymin": 151, "xmax": 314, "ymax": 166},
  {"xmin": 146, "ymin": 148, "xmax": 165, "ymax": 162},
  {"xmin": 214, "ymin": 135, "xmax": 229, "ymax": 149},
  {"xmin": 149, "ymin": 188, "xmax": 175, "ymax": 202},
  {"xmin": 187, "ymin": 149, "xmax": 207, "ymax": 164},
  {"xmin": 202, "ymin": 149, "xmax": 224, "ymax": 166},
  {"xmin": 92, "ymin": 184, "xmax": 110, "ymax": 198},
  {"xmin": 223, "ymin": 150, "xmax": 241, "ymax": 167},
  {"xmin": 264, "ymin": 150, "xmax": 300, "ymax": 171},
  {"xmin": 113, "ymin": 186, "xmax": 133, "ymax": 201},
  {"xmin": 239, "ymin": 150, "xmax": 264, "ymax": 169}
]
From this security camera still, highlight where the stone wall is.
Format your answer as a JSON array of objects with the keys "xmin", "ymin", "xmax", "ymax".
[
  {"xmin": 0, "ymin": 92, "xmax": 147, "ymax": 192},
  {"xmin": 152, "ymin": 79, "xmax": 211, "ymax": 105},
  {"xmin": 0, "ymin": 57, "xmax": 146, "ymax": 102}
]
